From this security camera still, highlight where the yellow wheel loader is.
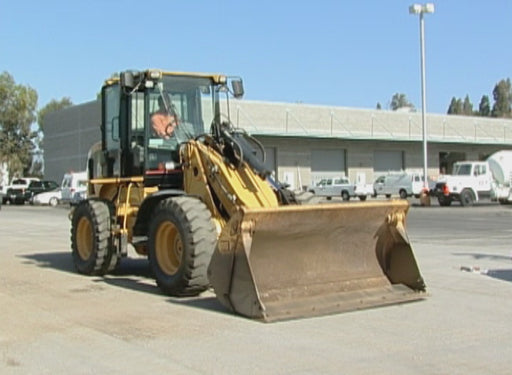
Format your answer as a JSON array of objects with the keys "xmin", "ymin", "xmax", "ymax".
[{"xmin": 70, "ymin": 69, "xmax": 426, "ymax": 322}]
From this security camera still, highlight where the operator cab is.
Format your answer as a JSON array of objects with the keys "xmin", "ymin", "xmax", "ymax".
[{"xmin": 96, "ymin": 69, "xmax": 243, "ymax": 188}]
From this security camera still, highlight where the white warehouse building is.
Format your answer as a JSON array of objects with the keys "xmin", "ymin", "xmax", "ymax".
[{"xmin": 43, "ymin": 98, "xmax": 512, "ymax": 190}]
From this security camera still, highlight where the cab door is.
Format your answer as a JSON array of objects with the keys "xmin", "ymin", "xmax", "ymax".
[{"xmin": 474, "ymin": 164, "xmax": 492, "ymax": 192}]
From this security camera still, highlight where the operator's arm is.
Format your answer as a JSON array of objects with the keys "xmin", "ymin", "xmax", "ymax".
[{"xmin": 151, "ymin": 112, "xmax": 175, "ymax": 139}]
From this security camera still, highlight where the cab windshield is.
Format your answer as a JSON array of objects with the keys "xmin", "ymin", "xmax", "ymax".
[
  {"xmin": 145, "ymin": 75, "xmax": 219, "ymax": 149},
  {"xmin": 453, "ymin": 164, "xmax": 471, "ymax": 176}
]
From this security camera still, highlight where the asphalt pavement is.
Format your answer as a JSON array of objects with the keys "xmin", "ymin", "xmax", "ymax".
[{"xmin": 1, "ymin": 201, "xmax": 511, "ymax": 374}]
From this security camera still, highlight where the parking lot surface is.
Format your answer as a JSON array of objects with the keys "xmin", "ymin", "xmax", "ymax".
[{"xmin": 1, "ymin": 202, "xmax": 511, "ymax": 374}]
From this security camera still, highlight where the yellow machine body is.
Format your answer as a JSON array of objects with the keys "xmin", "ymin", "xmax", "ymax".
[{"xmin": 72, "ymin": 69, "xmax": 426, "ymax": 322}]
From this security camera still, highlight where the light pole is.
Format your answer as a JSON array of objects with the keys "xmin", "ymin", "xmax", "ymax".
[{"xmin": 409, "ymin": 3, "xmax": 434, "ymax": 203}]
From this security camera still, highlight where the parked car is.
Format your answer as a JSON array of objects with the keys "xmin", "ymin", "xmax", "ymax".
[
  {"xmin": 31, "ymin": 188, "xmax": 62, "ymax": 207},
  {"xmin": 309, "ymin": 177, "xmax": 367, "ymax": 201},
  {"xmin": 24, "ymin": 180, "xmax": 59, "ymax": 204}
]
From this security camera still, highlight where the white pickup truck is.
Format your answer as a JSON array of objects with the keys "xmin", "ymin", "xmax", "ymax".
[
  {"xmin": 1, "ymin": 177, "xmax": 40, "ymax": 204},
  {"xmin": 432, "ymin": 150, "xmax": 512, "ymax": 206},
  {"xmin": 432, "ymin": 162, "xmax": 492, "ymax": 206}
]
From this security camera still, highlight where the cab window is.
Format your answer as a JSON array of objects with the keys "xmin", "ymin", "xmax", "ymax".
[{"xmin": 103, "ymin": 84, "xmax": 120, "ymax": 151}]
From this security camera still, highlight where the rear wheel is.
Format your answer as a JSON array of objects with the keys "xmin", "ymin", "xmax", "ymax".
[
  {"xmin": 341, "ymin": 191, "xmax": 350, "ymax": 201},
  {"xmin": 71, "ymin": 199, "xmax": 116, "ymax": 275},
  {"xmin": 460, "ymin": 189, "xmax": 475, "ymax": 207},
  {"xmin": 358, "ymin": 195, "xmax": 367, "ymax": 201},
  {"xmin": 148, "ymin": 196, "xmax": 216, "ymax": 296},
  {"xmin": 399, "ymin": 189, "xmax": 408, "ymax": 200},
  {"xmin": 49, "ymin": 197, "xmax": 58, "ymax": 207}
]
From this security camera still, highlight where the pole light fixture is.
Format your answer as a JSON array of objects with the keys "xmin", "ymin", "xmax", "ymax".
[{"xmin": 409, "ymin": 3, "xmax": 434, "ymax": 203}]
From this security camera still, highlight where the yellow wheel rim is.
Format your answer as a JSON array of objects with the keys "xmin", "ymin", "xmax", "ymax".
[
  {"xmin": 155, "ymin": 221, "xmax": 183, "ymax": 276},
  {"xmin": 77, "ymin": 217, "xmax": 93, "ymax": 260}
]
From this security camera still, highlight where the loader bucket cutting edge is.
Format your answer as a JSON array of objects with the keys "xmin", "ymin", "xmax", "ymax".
[{"xmin": 208, "ymin": 200, "xmax": 426, "ymax": 322}]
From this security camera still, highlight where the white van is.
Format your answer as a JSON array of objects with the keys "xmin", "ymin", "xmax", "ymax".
[
  {"xmin": 61, "ymin": 171, "xmax": 88, "ymax": 205},
  {"xmin": 373, "ymin": 172, "xmax": 424, "ymax": 199}
]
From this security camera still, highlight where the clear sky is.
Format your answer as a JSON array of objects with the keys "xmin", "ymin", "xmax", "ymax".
[{"xmin": 1, "ymin": 0, "xmax": 511, "ymax": 115}]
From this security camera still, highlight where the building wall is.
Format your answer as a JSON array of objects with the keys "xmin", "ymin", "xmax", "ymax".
[
  {"xmin": 44, "ymin": 101, "xmax": 101, "ymax": 183},
  {"xmin": 42, "ymin": 99, "xmax": 512, "ymax": 188},
  {"xmin": 254, "ymin": 135, "xmax": 507, "ymax": 190}
]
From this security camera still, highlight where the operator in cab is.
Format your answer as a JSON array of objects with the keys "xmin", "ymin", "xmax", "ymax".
[{"xmin": 150, "ymin": 94, "xmax": 194, "ymax": 142}]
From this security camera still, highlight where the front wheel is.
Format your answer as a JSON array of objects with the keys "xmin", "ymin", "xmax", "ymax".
[
  {"xmin": 341, "ymin": 191, "xmax": 350, "ymax": 201},
  {"xmin": 148, "ymin": 196, "xmax": 217, "ymax": 296},
  {"xmin": 399, "ymin": 189, "xmax": 408, "ymax": 200},
  {"xmin": 460, "ymin": 189, "xmax": 475, "ymax": 207}
]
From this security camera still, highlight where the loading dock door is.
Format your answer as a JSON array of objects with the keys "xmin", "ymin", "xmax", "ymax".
[
  {"xmin": 311, "ymin": 149, "xmax": 346, "ymax": 184},
  {"xmin": 373, "ymin": 150, "xmax": 404, "ymax": 174}
]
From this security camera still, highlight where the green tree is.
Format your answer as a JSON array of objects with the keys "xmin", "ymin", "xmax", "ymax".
[
  {"xmin": 478, "ymin": 95, "xmax": 491, "ymax": 116},
  {"xmin": 0, "ymin": 72, "xmax": 38, "ymax": 181},
  {"xmin": 447, "ymin": 97, "xmax": 463, "ymax": 114},
  {"xmin": 491, "ymin": 78, "xmax": 512, "ymax": 117},
  {"xmin": 376, "ymin": 102, "xmax": 382, "ymax": 110},
  {"xmin": 390, "ymin": 93, "xmax": 414, "ymax": 111},
  {"xmin": 462, "ymin": 95, "xmax": 473, "ymax": 116}
]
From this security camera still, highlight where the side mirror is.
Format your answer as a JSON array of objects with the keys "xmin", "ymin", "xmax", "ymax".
[
  {"xmin": 231, "ymin": 78, "xmax": 244, "ymax": 98},
  {"xmin": 120, "ymin": 71, "xmax": 135, "ymax": 89},
  {"xmin": 120, "ymin": 70, "xmax": 142, "ymax": 90}
]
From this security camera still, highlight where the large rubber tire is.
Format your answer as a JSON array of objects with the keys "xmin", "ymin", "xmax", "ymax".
[
  {"xmin": 460, "ymin": 189, "xmax": 475, "ymax": 207},
  {"xmin": 148, "ymin": 196, "xmax": 217, "ymax": 297},
  {"xmin": 71, "ymin": 199, "xmax": 117, "ymax": 275},
  {"xmin": 358, "ymin": 195, "xmax": 367, "ymax": 201}
]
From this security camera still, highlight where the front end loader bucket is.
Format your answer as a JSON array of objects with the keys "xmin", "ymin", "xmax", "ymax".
[{"xmin": 208, "ymin": 200, "xmax": 426, "ymax": 322}]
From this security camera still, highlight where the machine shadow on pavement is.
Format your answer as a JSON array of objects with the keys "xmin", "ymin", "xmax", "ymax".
[
  {"xmin": 165, "ymin": 294, "xmax": 232, "ymax": 317},
  {"xmin": 485, "ymin": 269, "xmax": 512, "ymax": 283},
  {"xmin": 20, "ymin": 252, "xmax": 76, "ymax": 274},
  {"xmin": 19, "ymin": 251, "xmax": 232, "ymax": 315},
  {"xmin": 453, "ymin": 251, "xmax": 512, "ymax": 283}
]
